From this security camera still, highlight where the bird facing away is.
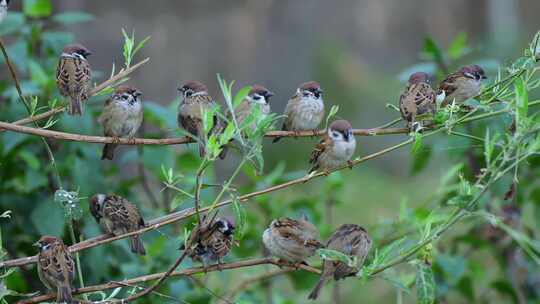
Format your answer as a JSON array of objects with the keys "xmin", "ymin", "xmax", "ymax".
[
  {"xmin": 309, "ymin": 120, "xmax": 356, "ymax": 173},
  {"xmin": 90, "ymin": 194, "xmax": 147, "ymax": 255},
  {"xmin": 399, "ymin": 72, "xmax": 437, "ymax": 131},
  {"xmin": 182, "ymin": 216, "xmax": 236, "ymax": 269},
  {"xmin": 273, "ymin": 81, "xmax": 325, "ymax": 142},
  {"xmin": 56, "ymin": 43, "xmax": 92, "ymax": 116},
  {"xmin": 438, "ymin": 65, "xmax": 487, "ymax": 107},
  {"xmin": 178, "ymin": 80, "xmax": 219, "ymax": 157},
  {"xmin": 35, "ymin": 235, "xmax": 76, "ymax": 304},
  {"xmin": 263, "ymin": 215, "xmax": 323, "ymax": 264},
  {"xmin": 308, "ymin": 224, "xmax": 372, "ymax": 300},
  {"xmin": 98, "ymin": 85, "xmax": 143, "ymax": 160}
]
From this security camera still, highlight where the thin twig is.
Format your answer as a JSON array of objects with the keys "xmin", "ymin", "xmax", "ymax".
[{"xmin": 19, "ymin": 258, "xmax": 319, "ymax": 304}]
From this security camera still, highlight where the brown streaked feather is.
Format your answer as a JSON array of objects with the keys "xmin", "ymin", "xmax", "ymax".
[
  {"xmin": 309, "ymin": 136, "xmax": 332, "ymax": 172},
  {"xmin": 437, "ymin": 72, "xmax": 461, "ymax": 98}
]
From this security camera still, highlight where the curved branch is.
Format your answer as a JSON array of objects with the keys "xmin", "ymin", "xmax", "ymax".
[
  {"xmin": 1, "ymin": 58, "xmax": 150, "ymax": 131},
  {"xmin": 18, "ymin": 258, "xmax": 319, "ymax": 304}
]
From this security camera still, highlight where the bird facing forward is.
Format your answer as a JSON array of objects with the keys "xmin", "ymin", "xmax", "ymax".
[
  {"xmin": 262, "ymin": 215, "xmax": 323, "ymax": 264},
  {"xmin": 399, "ymin": 72, "xmax": 436, "ymax": 132},
  {"xmin": 438, "ymin": 65, "xmax": 487, "ymax": 107},
  {"xmin": 34, "ymin": 236, "xmax": 76, "ymax": 304},
  {"xmin": 56, "ymin": 44, "xmax": 92, "ymax": 116},
  {"xmin": 90, "ymin": 194, "xmax": 147, "ymax": 255},
  {"xmin": 273, "ymin": 81, "xmax": 325, "ymax": 142},
  {"xmin": 0, "ymin": 0, "xmax": 10, "ymax": 23},
  {"xmin": 309, "ymin": 120, "xmax": 356, "ymax": 174},
  {"xmin": 308, "ymin": 224, "xmax": 372, "ymax": 300},
  {"xmin": 178, "ymin": 81, "xmax": 219, "ymax": 157},
  {"xmin": 182, "ymin": 216, "xmax": 236, "ymax": 269},
  {"xmin": 98, "ymin": 85, "xmax": 143, "ymax": 160}
]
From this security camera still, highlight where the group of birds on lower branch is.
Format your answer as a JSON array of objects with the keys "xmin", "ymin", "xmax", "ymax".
[{"xmin": 31, "ymin": 42, "xmax": 487, "ymax": 303}]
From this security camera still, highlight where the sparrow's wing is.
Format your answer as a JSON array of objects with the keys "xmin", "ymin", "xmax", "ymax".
[
  {"xmin": 104, "ymin": 195, "xmax": 143, "ymax": 230},
  {"xmin": 234, "ymin": 99, "xmax": 251, "ymax": 126},
  {"xmin": 282, "ymin": 94, "xmax": 300, "ymax": 130},
  {"xmin": 437, "ymin": 73, "xmax": 461, "ymax": 96},
  {"xmin": 412, "ymin": 82, "xmax": 436, "ymax": 116},
  {"xmin": 309, "ymin": 136, "xmax": 331, "ymax": 165},
  {"xmin": 76, "ymin": 58, "xmax": 92, "ymax": 97},
  {"xmin": 56, "ymin": 58, "xmax": 71, "ymax": 96},
  {"xmin": 40, "ymin": 243, "xmax": 74, "ymax": 283}
]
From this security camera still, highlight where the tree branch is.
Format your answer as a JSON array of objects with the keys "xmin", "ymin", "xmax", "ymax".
[{"xmin": 18, "ymin": 258, "xmax": 319, "ymax": 304}]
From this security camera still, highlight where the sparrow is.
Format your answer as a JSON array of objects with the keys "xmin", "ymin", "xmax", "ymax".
[
  {"xmin": 0, "ymin": 0, "xmax": 9, "ymax": 23},
  {"xmin": 182, "ymin": 215, "xmax": 235, "ymax": 269},
  {"xmin": 262, "ymin": 215, "xmax": 323, "ymax": 264},
  {"xmin": 308, "ymin": 224, "xmax": 372, "ymax": 300},
  {"xmin": 178, "ymin": 81, "xmax": 219, "ymax": 157},
  {"xmin": 219, "ymin": 85, "xmax": 274, "ymax": 159},
  {"xmin": 399, "ymin": 72, "xmax": 437, "ymax": 131},
  {"xmin": 98, "ymin": 85, "xmax": 143, "ymax": 160},
  {"xmin": 34, "ymin": 236, "xmax": 76, "ymax": 304},
  {"xmin": 273, "ymin": 81, "xmax": 325, "ymax": 142},
  {"xmin": 309, "ymin": 120, "xmax": 356, "ymax": 173},
  {"xmin": 90, "ymin": 194, "xmax": 146, "ymax": 255},
  {"xmin": 438, "ymin": 65, "xmax": 487, "ymax": 107},
  {"xmin": 56, "ymin": 44, "xmax": 92, "ymax": 116}
]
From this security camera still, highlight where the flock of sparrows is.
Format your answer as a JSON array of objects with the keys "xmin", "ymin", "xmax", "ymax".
[{"xmin": 31, "ymin": 36, "xmax": 487, "ymax": 303}]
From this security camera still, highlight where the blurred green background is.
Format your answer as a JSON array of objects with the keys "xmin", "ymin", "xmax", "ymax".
[{"xmin": 1, "ymin": 1, "xmax": 539, "ymax": 303}]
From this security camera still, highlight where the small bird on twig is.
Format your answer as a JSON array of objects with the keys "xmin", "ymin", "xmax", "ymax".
[
  {"xmin": 90, "ymin": 194, "xmax": 147, "ymax": 255},
  {"xmin": 181, "ymin": 214, "xmax": 236, "ymax": 270},
  {"xmin": 35, "ymin": 236, "xmax": 76, "ymax": 304},
  {"xmin": 308, "ymin": 224, "xmax": 372, "ymax": 300},
  {"xmin": 98, "ymin": 85, "xmax": 143, "ymax": 160},
  {"xmin": 56, "ymin": 44, "xmax": 92, "ymax": 116},
  {"xmin": 399, "ymin": 72, "xmax": 436, "ymax": 132},
  {"xmin": 178, "ymin": 81, "xmax": 220, "ymax": 157},
  {"xmin": 438, "ymin": 65, "xmax": 487, "ymax": 107},
  {"xmin": 273, "ymin": 81, "xmax": 325, "ymax": 142},
  {"xmin": 309, "ymin": 120, "xmax": 356, "ymax": 174},
  {"xmin": 263, "ymin": 215, "xmax": 323, "ymax": 266},
  {"xmin": 220, "ymin": 84, "xmax": 274, "ymax": 158}
]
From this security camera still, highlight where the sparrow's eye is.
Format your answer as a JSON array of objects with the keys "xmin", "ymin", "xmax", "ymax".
[{"xmin": 282, "ymin": 233, "xmax": 291, "ymax": 239}]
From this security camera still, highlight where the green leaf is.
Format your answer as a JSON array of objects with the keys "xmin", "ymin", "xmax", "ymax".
[
  {"xmin": 411, "ymin": 144, "xmax": 432, "ymax": 175},
  {"xmin": 514, "ymin": 77, "xmax": 529, "ymax": 133},
  {"xmin": 232, "ymin": 198, "xmax": 247, "ymax": 240},
  {"xmin": 325, "ymin": 105, "xmax": 340, "ymax": 128},
  {"xmin": 28, "ymin": 60, "xmax": 48, "ymax": 86},
  {"xmin": 23, "ymin": 0, "xmax": 52, "ymax": 17},
  {"xmin": 411, "ymin": 132, "xmax": 423, "ymax": 154},
  {"xmin": 317, "ymin": 248, "xmax": 356, "ymax": 267},
  {"xmin": 52, "ymin": 12, "xmax": 94, "ymax": 24},
  {"xmin": 233, "ymin": 86, "xmax": 251, "ymax": 108},
  {"xmin": 416, "ymin": 262, "xmax": 436, "ymax": 304},
  {"xmin": 30, "ymin": 200, "xmax": 65, "ymax": 237},
  {"xmin": 0, "ymin": 13, "xmax": 25, "ymax": 36},
  {"xmin": 423, "ymin": 37, "xmax": 445, "ymax": 67},
  {"xmin": 447, "ymin": 32, "xmax": 469, "ymax": 60}
]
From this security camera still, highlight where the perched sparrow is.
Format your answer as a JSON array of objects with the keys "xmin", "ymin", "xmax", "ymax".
[
  {"xmin": 98, "ymin": 85, "xmax": 143, "ymax": 160},
  {"xmin": 182, "ymin": 216, "xmax": 235, "ymax": 268},
  {"xmin": 90, "ymin": 194, "xmax": 146, "ymax": 255},
  {"xmin": 0, "ymin": 0, "xmax": 9, "ymax": 23},
  {"xmin": 273, "ymin": 81, "xmax": 325, "ymax": 142},
  {"xmin": 219, "ymin": 85, "xmax": 274, "ymax": 159},
  {"xmin": 262, "ymin": 215, "xmax": 323, "ymax": 264},
  {"xmin": 308, "ymin": 224, "xmax": 372, "ymax": 300},
  {"xmin": 56, "ymin": 44, "xmax": 92, "ymax": 116},
  {"xmin": 34, "ymin": 236, "xmax": 76, "ymax": 304},
  {"xmin": 438, "ymin": 65, "xmax": 487, "ymax": 107},
  {"xmin": 399, "ymin": 72, "xmax": 436, "ymax": 131},
  {"xmin": 309, "ymin": 120, "xmax": 356, "ymax": 173},
  {"xmin": 178, "ymin": 81, "xmax": 219, "ymax": 157}
]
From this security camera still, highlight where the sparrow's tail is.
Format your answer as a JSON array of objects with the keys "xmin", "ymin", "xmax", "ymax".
[
  {"xmin": 307, "ymin": 277, "xmax": 328, "ymax": 300},
  {"xmin": 68, "ymin": 96, "xmax": 83, "ymax": 116},
  {"xmin": 57, "ymin": 284, "xmax": 74, "ymax": 304},
  {"xmin": 101, "ymin": 144, "xmax": 117, "ymax": 160},
  {"xmin": 130, "ymin": 235, "xmax": 146, "ymax": 255}
]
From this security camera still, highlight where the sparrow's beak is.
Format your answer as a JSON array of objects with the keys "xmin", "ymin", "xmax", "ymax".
[
  {"xmin": 85, "ymin": 51, "xmax": 92, "ymax": 57},
  {"xmin": 265, "ymin": 91, "xmax": 274, "ymax": 98},
  {"xmin": 135, "ymin": 90, "xmax": 143, "ymax": 97},
  {"xmin": 177, "ymin": 87, "xmax": 184, "ymax": 93},
  {"xmin": 343, "ymin": 132, "xmax": 350, "ymax": 142},
  {"xmin": 32, "ymin": 241, "xmax": 41, "ymax": 248}
]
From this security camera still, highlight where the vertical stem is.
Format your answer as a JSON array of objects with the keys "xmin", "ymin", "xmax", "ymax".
[{"xmin": 68, "ymin": 222, "xmax": 87, "ymax": 301}]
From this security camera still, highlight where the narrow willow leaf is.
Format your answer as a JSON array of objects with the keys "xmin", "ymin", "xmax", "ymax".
[
  {"xmin": 232, "ymin": 198, "xmax": 246, "ymax": 240},
  {"xmin": 416, "ymin": 262, "xmax": 436, "ymax": 304},
  {"xmin": 325, "ymin": 105, "xmax": 340, "ymax": 128},
  {"xmin": 411, "ymin": 132, "xmax": 423, "ymax": 154},
  {"xmin": 514, "ymin": 77, "xmax": 529, "ymax": 133},
  {"xmin": 233, "ymin": 86, "xmax": 251, "ymax": 108},
  {"xmin": 317, "ymin": 248, "xmax": 356, "ymax": 267}
]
